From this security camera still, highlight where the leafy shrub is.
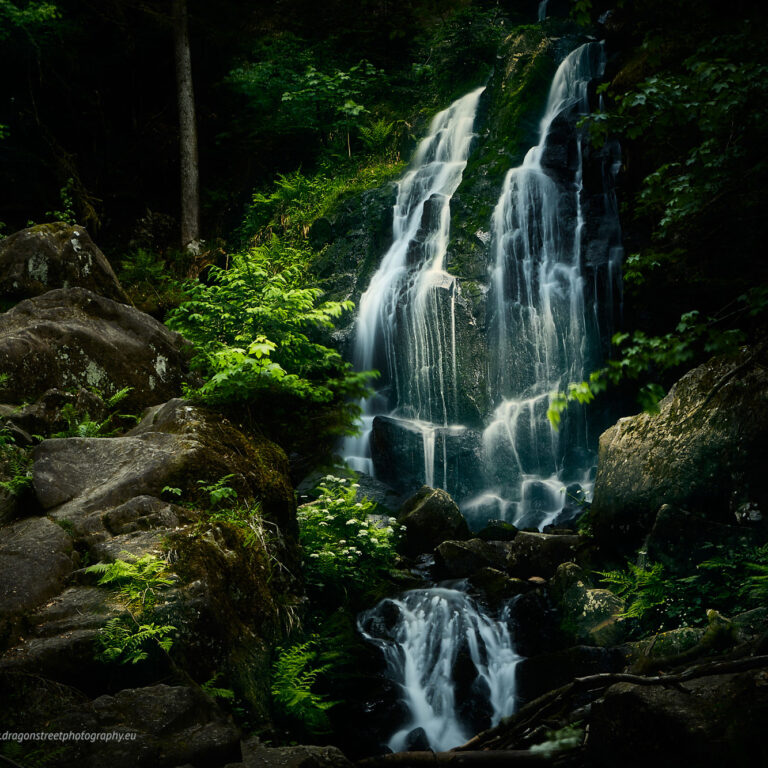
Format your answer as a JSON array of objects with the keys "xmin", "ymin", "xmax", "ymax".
[
  {"xmin": 298, "ymin": 475, "xmax": 401, "ymax": 605},
  {"xmin": 166, "ymin": 241, "xmax": 373, "ymax": 449}
]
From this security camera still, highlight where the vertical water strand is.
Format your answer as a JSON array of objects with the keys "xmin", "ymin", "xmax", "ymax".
[
  {"xmin": 481, "ymin": 42, "xmax": 610, "ymax": 529},
  {"xmin": 359, "ymin": 588, "xmax": 521, "ymax": 752},
  {"xmin": 343, "ymin": 87, "xmax": 485, "ymax": 476}
]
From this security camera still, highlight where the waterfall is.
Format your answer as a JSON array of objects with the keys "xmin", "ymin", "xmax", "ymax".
[
  {"xmin": 343, "ymin": 87, "xmax": 485, "ymax": 477},
  {"xmin": 476, "ymin": 41, "xmax": 621, "ymax": 530},
  {"xmin": 358, "ymin": 588, "xmax": 521, "ymax": 752},
  {"xmin": 538, "ymin": 0, "xmax": 549, "ymax": 22},
  {"xmin": 345, "ymin": 41, "xmax": 621, "ymax": 532}
]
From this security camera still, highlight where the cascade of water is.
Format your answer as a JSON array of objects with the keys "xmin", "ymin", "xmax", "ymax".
[
  {"xmin": 476, "ymin": 41, "xmax": 618, "ymax": 530},
  {"xmin": 358, "ymin": 588, "xmax": 521, "ymax": 753},
  {"xmin": 343, "ymin": 87, "xmax": 485, "ymax": 477},
  {"xmin": 346, "ymin": 42, "xmax": 621, "ymax": 532},
  {"xmin": 538, "ymin": 0, "xmax": 549, "ymax": 22}
]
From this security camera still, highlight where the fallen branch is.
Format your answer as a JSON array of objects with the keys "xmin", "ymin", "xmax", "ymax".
[{"xmin": 459, "ymin": 654, "xmax": 768, "ymax": 751}]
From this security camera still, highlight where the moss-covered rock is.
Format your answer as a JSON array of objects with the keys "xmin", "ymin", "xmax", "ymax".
[
  {"xmin": 396, "ymin": 485, "xmax": 471, "ymax": 557},
  {"xmin": 0, "ymin": 222, "xmax": 129, "ymax": 306},
  {"xmin": 590, "ymin": 346, "xmax": 768, "ymax": 555},
  {"xmin": 549, "ymin": 562, "xmax": 626, "ymax": 647},
  {"xmin": 0, "ymin": 287, "xmax": 191, "ymax": 413}
]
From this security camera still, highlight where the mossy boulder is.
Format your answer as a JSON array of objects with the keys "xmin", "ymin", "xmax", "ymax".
[
  {"xmin": 590, "ymin": 346, "xmax": 768, "ymax": 555},
  {"xmin": 0, "ymin": 287, "xmax": 191, "ymax": 413},
  {"xmin": 549, "ymin": 562, "xmax": 626, "ymax": 647},
  {"xmin": 0, "ymin": 222, "xmax": 129, "ymax": 306},
  {"xmin": 505, "ymin": 531, "xmax": 584, "ymax": 580},
  {"xmin": 3, "ymin": 398, "xmax": 302, "ymax": 742},
  {"xmin": 32, "ymin": 399, "xmax": 296, "ymax": 541},
  {"xmin": 396, "ymin": 485, "xmax": 471, "ymax": 556}
]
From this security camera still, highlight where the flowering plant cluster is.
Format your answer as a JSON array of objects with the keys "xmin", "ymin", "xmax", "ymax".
[{"xmin": 298, "ymin": 475, "xmax": 402, "ymax": 603}]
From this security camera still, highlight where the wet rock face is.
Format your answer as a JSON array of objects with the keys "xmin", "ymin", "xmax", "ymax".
[
  {"xmin": 370, "ymin": 415, "xmax": 485, "ymax": 502},
  {"xmin": 0, "ymin": 223, "xmax": 129, "ymax": 305},
  {"xmin": 590, "ymin": 346, "xmax": 768, "ymax": 555},
  {"xmin": 0, "ymin": 287, "xmax": 191, "ymax": 412},
  {"xmin": 312, "ymin": 183, "xmax": 398, "ymax": 308}
]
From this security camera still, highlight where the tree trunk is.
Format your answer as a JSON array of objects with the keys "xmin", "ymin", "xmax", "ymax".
[{"xmin": 173, "ymin": 0, "xmax": 200, "ymax": 253}]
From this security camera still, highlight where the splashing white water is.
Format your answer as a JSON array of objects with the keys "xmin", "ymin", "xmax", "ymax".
[
  {"xmin": 359, "ymin": 588, "xmax": 521, "ymax": 752},
  {"xmin": 481, "ymin": 41, "xmax": 621, "ymax": 528}
]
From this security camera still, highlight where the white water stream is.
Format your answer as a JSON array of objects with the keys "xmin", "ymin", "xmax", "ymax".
[
  {"xmin": 343, "ymin": 86, "xmax": 485, "ymax": 477},
  {"xmin": 359, "ymin": 588, "xmax": 521, "ymax": 752}
]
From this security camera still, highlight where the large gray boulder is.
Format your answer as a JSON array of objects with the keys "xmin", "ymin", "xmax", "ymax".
[
  {"xmin": 0, "ymin": 680, "xmax": 241, "ymax": 768},
  {"xmin": 0, "ymin": 516, "xmax": 75, "ymax": 648},
  {"xmin": 590, "ymin": 346, "xmax": 768, "ymax": 554},
  {"xmin": 33, "ymin": 399, "xmax": 296, "ymax": 537},
  {"xmin": 0, "ymin": 287, "xmax": 191, "ymax": 412},
  {"xmin": 0, "ymin": 222, "xmax": 129, "ymax": 305}
]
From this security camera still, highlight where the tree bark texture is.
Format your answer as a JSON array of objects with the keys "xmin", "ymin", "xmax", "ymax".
[{"xmin": 173, "ymin": 0, "xmax": 200, "ymax": 252}]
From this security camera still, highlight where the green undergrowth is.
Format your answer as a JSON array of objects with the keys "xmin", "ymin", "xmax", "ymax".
[
  {"xmin": 298, "ymin": 474, "xmax": 403, "ymax": 610},
  {"xmin": 85, "ymin": 553, "xmax": 176, "ymax": 665},
  {"xmin": 548, "ymin": 287, "xmax": 768, "ymax": 426},
  {"xmin": 598, "ymin": 543, "xmax": 768, "ymax": 637},
  {"xmin": 165, "ymin": 239, "xmax": 375, "ymax": 460},
  {"xmin": 237, "ymin": 156, "xmax": 405, "ymax": 250},
  {"xmin": 269, "ymin": 474, "xmax": 403, "ymax": 736},
  {"xmin": 0, "ymin": 429, "xmax": 32, "ymax": 497}
]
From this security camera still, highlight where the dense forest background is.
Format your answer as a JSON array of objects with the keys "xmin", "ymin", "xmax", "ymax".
[{"xmin": 3, "ymin": 0, "xmax": 766, "ymax": 351}]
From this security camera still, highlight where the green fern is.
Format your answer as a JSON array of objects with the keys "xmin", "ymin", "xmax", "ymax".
[
  {"xmin": 201, "ymin": 673, "xmax": 236, "ymax": 701},
  {"xmin": 85, "ymin": 553, "xmax": 173, "ymax": 609},
  {"xmin": 597, "ymin": 561, "xmax": 668, "ymax": 621},
  {"xmin": 97, "ymin": 616, "xmax": 175, "ymax": 665},
  {"xmin": 271, "ymin": 636, "xmax": 339, "ymax": 733},
  {"xmin": 0, "ymin": 429, "xmax": 32, "ymax": 496}
]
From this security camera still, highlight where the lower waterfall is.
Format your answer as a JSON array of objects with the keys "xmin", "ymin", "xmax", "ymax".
[{"xmin": 358, "ymin": 588, "xmax": 521, "ymax": 752}]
